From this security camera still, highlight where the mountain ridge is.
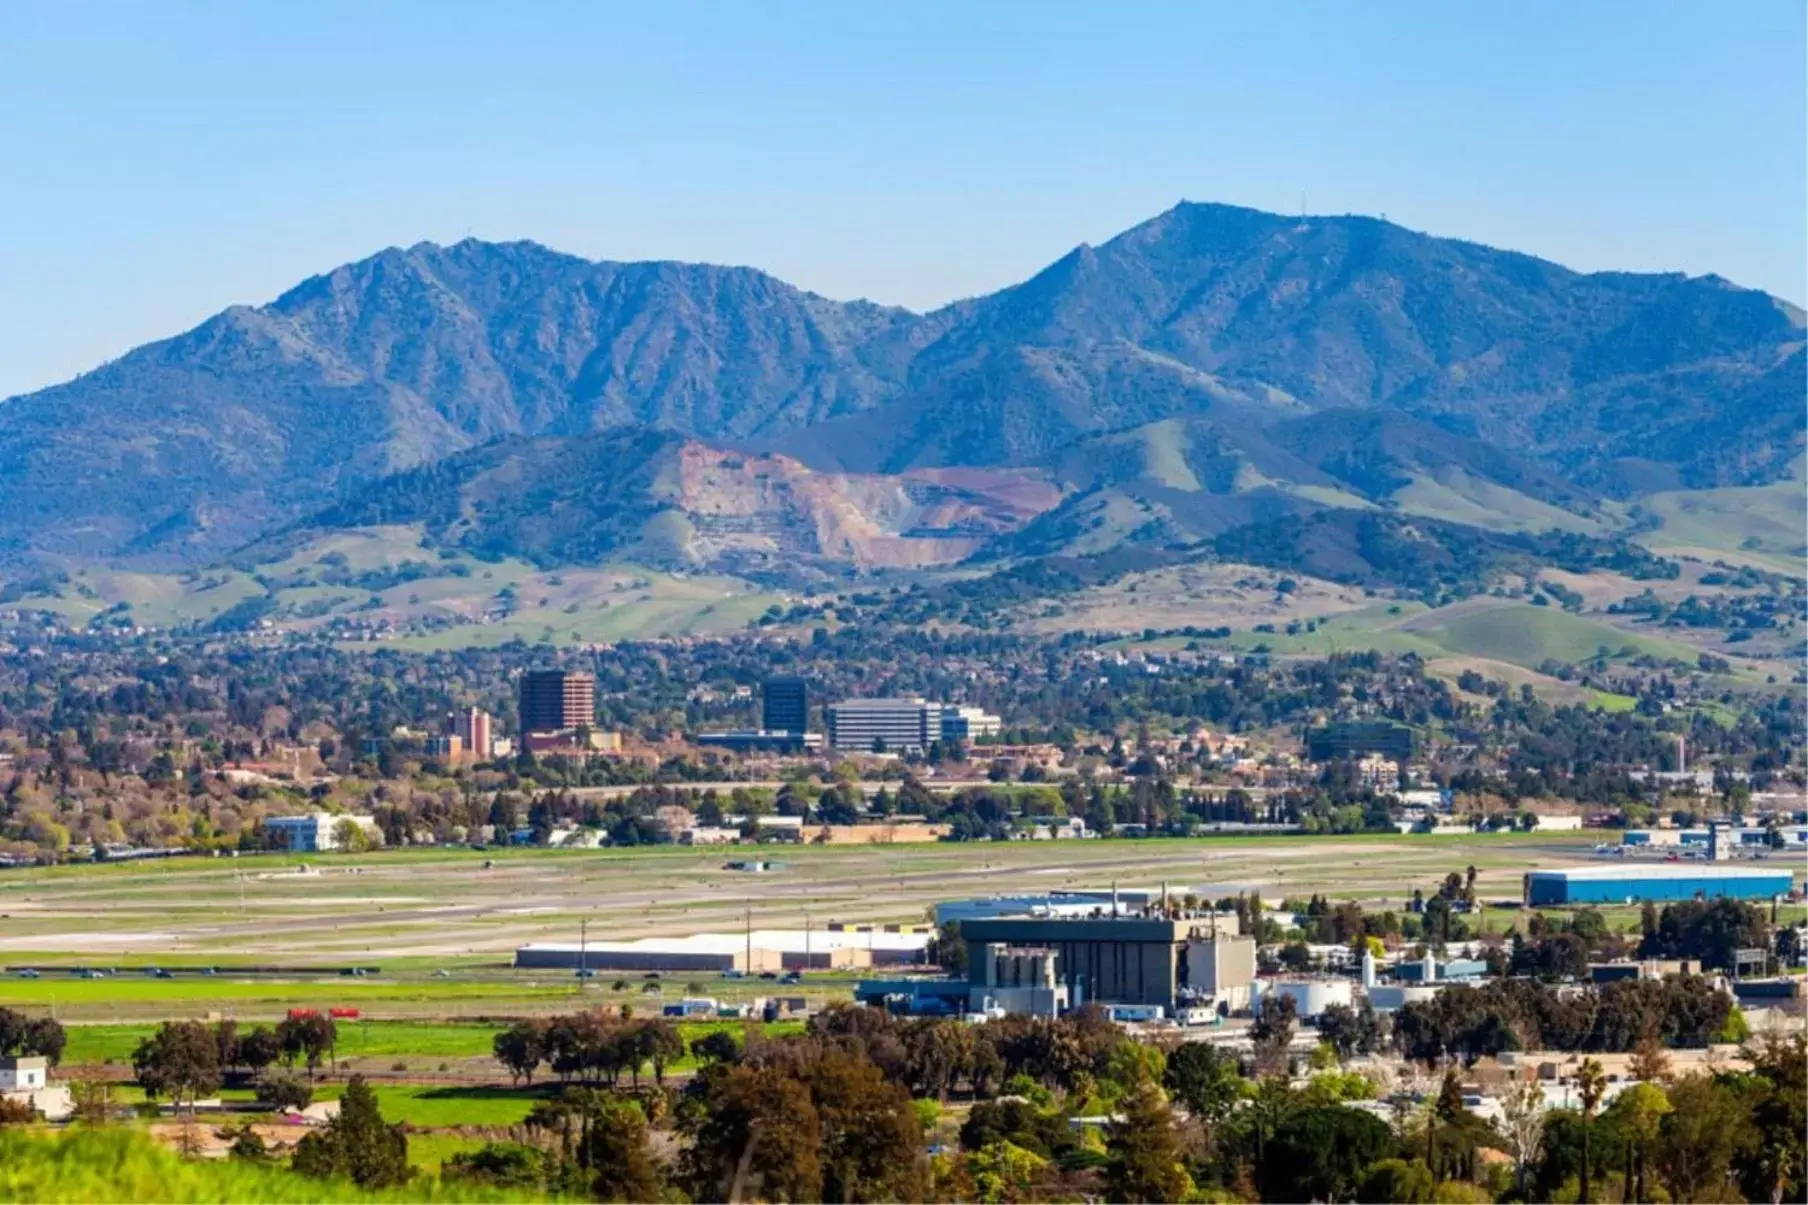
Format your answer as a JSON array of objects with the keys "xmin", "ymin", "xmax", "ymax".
[{"xmin": 0, "ymin": 201, "xmax": 1800, "ymax": 570}]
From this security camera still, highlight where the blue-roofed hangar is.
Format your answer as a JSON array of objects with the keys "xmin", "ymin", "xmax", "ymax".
[{"xmin": 1525, "ymin": 865, "xmax": 1797, "ymax": 906}]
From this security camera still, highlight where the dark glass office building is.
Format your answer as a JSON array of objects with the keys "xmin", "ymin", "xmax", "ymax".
[
  {"xmin": 762, "ymin": 676, "xmax": 808, "ymax": 734},
  {"xmin": 519, "ymin": 670, "xmax": 596, "ymax": 734}
]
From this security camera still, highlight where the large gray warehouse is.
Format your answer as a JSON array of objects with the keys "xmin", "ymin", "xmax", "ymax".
[{"xmin": 959, "ymin": 915, "xmax": 1254, "ymax": 1009}]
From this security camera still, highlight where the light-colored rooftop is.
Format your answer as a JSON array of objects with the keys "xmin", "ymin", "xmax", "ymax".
[
  {"xmin": 518, "ymin": 927, "xmax": 931, "ymax": 957},
  {"xmin": 1533, "ymin": 864, "xmax": 1798, "ymax": 881}
]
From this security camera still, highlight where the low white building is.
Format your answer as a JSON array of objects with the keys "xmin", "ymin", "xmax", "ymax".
[
  {"xmin": 264, "ymin": 812, "xmax": 379, "ymax": 852},
  {"xmin": 1528, "ymin": 813, "xmax": 1586, "ymax": 832},
  {"xmin": 942, "ymin": 705, "xmax": 1003, "ymax": 741},
  {"xmin": 679, "ymin": 826, "xmax": 741, "ymax": 845},
  {"xmin": 1, "ymin": 1055, "xmax": 72, "ymax": 1121}
]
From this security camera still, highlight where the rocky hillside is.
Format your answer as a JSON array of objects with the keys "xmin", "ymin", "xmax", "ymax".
[{"xmin": 298, "ymin": 429, "xmax": 1058, "ymax": 574}]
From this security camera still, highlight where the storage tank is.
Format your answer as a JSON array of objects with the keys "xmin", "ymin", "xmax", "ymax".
[{"xmin": 1253, "ymin": 977, "xmax": 1354, "ymax": 1019}]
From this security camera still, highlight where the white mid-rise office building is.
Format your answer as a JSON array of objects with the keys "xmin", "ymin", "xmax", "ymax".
[
  {"xmin": 826, "ymin": 698, "xmax": 943, "ymax": 753},
  {"xmin": 941, "ymin": 705, "xmax": 1003, "ymax": 741}
]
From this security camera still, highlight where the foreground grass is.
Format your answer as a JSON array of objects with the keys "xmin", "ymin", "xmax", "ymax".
[{"xmin": 0, "ymin": 1126, "xmax": 533, "ymax": 1203}]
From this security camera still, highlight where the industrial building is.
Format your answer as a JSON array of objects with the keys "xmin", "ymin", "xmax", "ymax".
[
  {"xmin": 969, "ymin": 947, "xmax": 1069, "ymax": 1018},
  {"xmin": 762, "ymin": 677, "xmax": 809, "ymax": 735},
  {"xmin": 1623, "ymin": 825, "xmax": 1807, "ymax": 849},
  {"xmin": 444, "ymin": 708, "xmax": 494, "ymax": 760},
  {"xmin": 826, "ymin": 697, "xmax": 943, "ymax": 753},
  {"xmin": 1524, "ymin": 864, "xmax": 1796, "ymax": 906},
  {"xmin": 1252, "ymin": 977, "xmax": 1354, "ymax": 1019},
  {"xmin": 519, "ymin": 669, "xmax": 596, "ymax": 735},
  {"xmin": 514, "ymin": 925, "xmax": 932, "ymax": 973},
  {"xmin": 959, "ymin": 916, "xmax": 1255, "ymax": 1009}
]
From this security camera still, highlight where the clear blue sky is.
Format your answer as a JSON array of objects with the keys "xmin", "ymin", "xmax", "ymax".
[{"xmin": 1, "ymin": 1, "xmax": 1802, "ymax": 398}]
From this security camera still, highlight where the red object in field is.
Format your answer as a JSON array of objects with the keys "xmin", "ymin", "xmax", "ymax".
[
  {"xmin": 286, "ymin": 1008, "xmax": 320, "ymax": 1020},
  {"xmin": 328, "ymin": 1007, "xmax": 360, "ymax": 1019}
]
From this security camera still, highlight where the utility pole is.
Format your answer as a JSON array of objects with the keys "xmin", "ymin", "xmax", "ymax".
[
  {"xmin": 745, "ymin": 903, "xmax": 752, "ymax": 974},
  {"xmin": 579, "ymin": 917, "xmax": 587, "ymax": 979}
]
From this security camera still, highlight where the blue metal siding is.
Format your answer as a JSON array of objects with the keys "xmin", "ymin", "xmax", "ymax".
[{"xmin": 1528, "ymin": 871, "xmax": 1793, "ymax": 905}]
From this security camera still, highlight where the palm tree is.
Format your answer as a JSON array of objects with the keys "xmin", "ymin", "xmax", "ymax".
[{"xmin": 1576, "ymin": 1057, "xmax": 1607, "ymax": 1204}]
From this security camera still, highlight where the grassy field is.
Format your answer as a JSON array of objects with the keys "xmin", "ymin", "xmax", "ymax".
[
  {"xmin": 58, "ymin": 1017, "xmax": 806, "ymax": 1069},
  {"xmin": 3, "ymin": 526, "xmax": 785, "ymax": 647},
  {"xmin": 1389, "ymin": 469, "xmax": 1604, "ymax": 535},
  {"xmin": 1397, "ymin": 599, "xmax": 1708, "ymax": 667},
  {"xmin": 1120, "ymin": 594, "xmax": 1765, "ymax": 689},
  {"xmin": 2, "ymin": 832, "xmax": 1610, "ymax": 980},
  {"xmin": 1028, "ymin": 562, "xmax": 1374, "ymax": 636},
  {"xmin": 1637, "ymin": 460, "xmax": 1807, "ymax": 575}
]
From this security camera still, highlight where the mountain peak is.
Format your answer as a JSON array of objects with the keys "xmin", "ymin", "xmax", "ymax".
[{"xmin": 0, "ymin": 203, "xmax": 1799, "ymax": 564}]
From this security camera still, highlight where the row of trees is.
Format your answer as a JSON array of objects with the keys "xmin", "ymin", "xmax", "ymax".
[
  {"xmin": 491, "ymin": 1011, "xmax": 686, "ymax": 1087},
  {"xmin": 1392, "ymin": 974, "xmax": 1743, "ymax": 1065},
  {"xmin": 22, "ymin": 990, "xmax": 1805, "ymax": 1203},
  {"xmin": 131, "ymin": 1016, "xmax": 338, "ymax": 1112}
]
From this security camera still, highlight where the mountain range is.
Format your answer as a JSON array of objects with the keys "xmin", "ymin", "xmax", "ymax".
[{"xmin": 1, "ymin": 202, "xmax": 1801, "ymax": 578}]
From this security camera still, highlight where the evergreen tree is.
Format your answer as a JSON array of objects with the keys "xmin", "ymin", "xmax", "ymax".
[
  {"xmin": 577, "ymin": 1093, "xmax": 662, "ymax": 1204},
  {"xmin": 1106, "ymin": 1075, "xmax": 1193, "ymax": 1204},
  {"xmin": 291, "ymin": 1075, "xmax": 409, "ymax": 1189}
]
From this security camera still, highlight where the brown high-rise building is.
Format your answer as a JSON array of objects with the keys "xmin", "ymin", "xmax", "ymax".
[{"xmin": 519, "ymin": 670, "xmax": 595, "ymax": 735}]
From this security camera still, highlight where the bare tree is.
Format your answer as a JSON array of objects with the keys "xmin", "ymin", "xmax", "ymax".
[{"xmin": 1500, "ymin": 1078, "xmax": 1546, "ymax": 1198}]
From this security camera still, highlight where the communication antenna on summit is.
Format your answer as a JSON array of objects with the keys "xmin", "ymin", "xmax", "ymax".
[{"xmin": 1295, "ymin": 192, "xmax": 1311, "ymax": 232}]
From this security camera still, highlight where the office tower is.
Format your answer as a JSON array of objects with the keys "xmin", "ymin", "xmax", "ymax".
[
  {"xmin": 763, "ymin": 676, "xmax": 808, "ymax": 734},
  {"xmin": 519, "ymin": 670, "xmax": 596, "ymax": 734},
  {"xmin": 826, "ymin": 697, "xmax": 942, "ymax": 752}
]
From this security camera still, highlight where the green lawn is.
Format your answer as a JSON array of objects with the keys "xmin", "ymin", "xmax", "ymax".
[
  {"xmin": 317, "ymin": 1082, "xmax": 554, "ymax": 1128},
  {"xmin": 61, "ymin": 1017, "xmax": 806, "ymax": 1072},
  {"xmin": 0, "ymin": 977, "xmax": 592, "ymax": 1012},
  {"xmin": 404, "ymin": 1133, "xmax": 494, "ymax": 1174},
  {"xmin": 62, "ymin": 1020, "xmax": 510, "ymax": 1066}
]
